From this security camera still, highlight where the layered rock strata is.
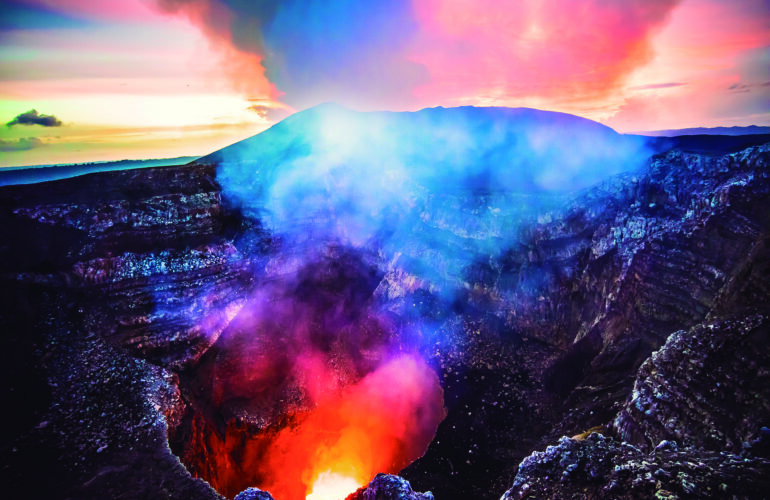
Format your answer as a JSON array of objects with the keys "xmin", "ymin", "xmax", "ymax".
[{"xmin": 1, "ymin": 142, "xmax": 768, "ymax": 499}]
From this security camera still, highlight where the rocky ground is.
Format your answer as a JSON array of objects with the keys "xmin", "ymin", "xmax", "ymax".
[
  {"xmin": 1, "ymin": 140, "xmax": 768, "ymax": 499},
  {"xmin": 502, "ymin": 315, "xmax": 770, "ymax": 499}
]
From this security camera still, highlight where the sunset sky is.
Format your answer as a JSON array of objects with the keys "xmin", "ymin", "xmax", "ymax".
[{"xmin": 1, "ymin": 0, "xmax": 768, "ymax": 167}]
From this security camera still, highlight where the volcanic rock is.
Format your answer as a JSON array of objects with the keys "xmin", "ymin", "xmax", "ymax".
[
  {"xmin": 347, "ymin": 474, "xmax": 434, "ymax": 500},
  {"xmin": 613, "ymin": 315, "xmax": 770, "ymax": 454},
  {"xmin": 0, "ymin": 164, "xmax": 261, "ymax": 370},
  {"xmin": 234, "ymin": 487, "xmax": 274, "ymax": 500},
  {"xmin": 502, "ymin": 314, "xmax": 770, "ymax": 499},
  {"xmin": 501, "ymin": 433, "xmax": 769, "ymax": 499},
  {"xmin": 1, "ymin": 105, "xmax": 769, "ymax": 500}
]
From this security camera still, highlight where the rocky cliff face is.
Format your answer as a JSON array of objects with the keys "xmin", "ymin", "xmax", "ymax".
[
  {"xmin": 0, "ymin": 132, "xmax": 768, "ymax": 500},
  {"xmin": 0, "ymin": 164, "xmax": 252, "ymax": 499},
  {"xmin": 0, "ymin": 164, "xmax": 260, "ymax": 369},
  {"xmin": 502, "ymin": 315, "xmax": 770, "ymax": 499},
  {"xmin": 401, "ymin": 143, "xmax": 770, "ymax": 498}
]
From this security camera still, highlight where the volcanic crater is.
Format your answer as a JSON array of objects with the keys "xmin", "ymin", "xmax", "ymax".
[{"xmin": 1, "ymin": 106, "xmax": 769, "ymax": 500}]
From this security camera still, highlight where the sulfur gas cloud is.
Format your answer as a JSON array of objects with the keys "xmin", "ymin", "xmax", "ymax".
[
  {"xmin": 212, "ymin": 104, "xmax": 652, "ymax": 287},
  {"xmin": 177, "ymin": 104, "xmax": 653, "ymax": 499}
]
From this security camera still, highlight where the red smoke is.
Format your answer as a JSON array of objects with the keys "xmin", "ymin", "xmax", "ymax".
[
  {"xmin": 261, "ymin": 355, "xmax": 445, "ymax": 500},
  {"xmin": 175, "ymin": 250, "xmax": 445, "ymax": 499},
  {"xmin": 155, "ymin": 0, "xmax": 278, "ymax": 100}
]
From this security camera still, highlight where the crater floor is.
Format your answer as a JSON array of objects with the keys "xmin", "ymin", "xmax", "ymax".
[{"xmin": 1, "ymin": 142, "xmax": 769, "ymax": 499}]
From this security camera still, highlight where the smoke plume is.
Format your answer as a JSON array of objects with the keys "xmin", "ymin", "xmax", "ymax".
[
  {"xmin": 210, "ymin": 104, "xmax": 652, "ymax": 289},
  {"xmin": 154, "ymin": 0, "xmax": 681, "ymax": 110}
]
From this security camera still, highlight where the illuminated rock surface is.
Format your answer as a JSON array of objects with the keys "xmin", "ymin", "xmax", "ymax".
[
  {"xmin": 0, "ymin": 106, "xmax": 768, "ymax": 499},
  {"xmin": 347, "ymin": 474, "xmax": 433, "ymax": 500},
  {"xmin": 235, "ymin": 487, "xmax": 275, "ymax": 500}
]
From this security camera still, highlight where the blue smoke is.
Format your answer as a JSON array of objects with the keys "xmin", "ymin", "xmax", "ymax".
[
  {"xmin": 262, "ymin": 0, "xmax": 425, "ymax": 108},
  {"xmin": 208, "ymin": 104, "xmax": 652, "ymax": 290}
]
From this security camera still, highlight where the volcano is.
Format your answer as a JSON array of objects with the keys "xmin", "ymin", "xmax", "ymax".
[{"xmin": 1, "ymin": 105, "xmax": 769, "ymax": 500}]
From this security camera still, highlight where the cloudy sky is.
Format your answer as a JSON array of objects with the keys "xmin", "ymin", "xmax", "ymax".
[{"xmin": 1, "ymin": 0, "xmax": 768, "ymax": 167}]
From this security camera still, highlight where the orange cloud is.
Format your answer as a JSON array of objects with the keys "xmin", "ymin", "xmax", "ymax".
[
  {"xmin": 154, "ymin": 0, "xmax": 278, "ymax": 101},
  {"xmin": 151, "ymin": 0, "xmax": 683, "ymax": 110}
]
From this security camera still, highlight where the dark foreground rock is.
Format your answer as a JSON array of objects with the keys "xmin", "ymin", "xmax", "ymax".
[
  {"xmin": 502, "ymin": 315, "xmax": 770, "ymax": 499},
  {"xmin": 502, "ymin": 433, "xmax": 769, "ymax": 500},
  {"xmin": 347, "ymin": 474, "xmax": 434, "ymax": 500},
  {"xmin": 0, "ymin": 288, "xmax": 223, "ymax": 500}
]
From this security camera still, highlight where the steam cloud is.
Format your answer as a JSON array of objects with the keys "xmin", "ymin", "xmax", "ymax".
[
  {"xmin": 184, "ymin": 248, "xmax": 445, "ymax": 499},
  {"xmin": 6, "ymin": 109, "xmax": 62, "ymax": 127},
  {"xmin": 212, "ymin": 104, "xmax": 653, "ymax": 288},
  {"xmin": 179, "ymin": 95, "xmax": 655, "ymax": 500}
]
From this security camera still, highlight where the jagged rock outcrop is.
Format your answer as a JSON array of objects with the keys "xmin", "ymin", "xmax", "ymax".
[
  {"xmin": 502, "ymin": 314, "xmax": 770, "ymax": 499},
  {"xmin": 501, "ymin": 433, "xmax": 769, "ymax": 499},
  {"xmin": 613, "ymin": 315, "xmax": 770, "ymax": 454},
  {"xmin": 347, "ymin": 474, "xmax": 434, "ymax": 500},
  {"xmin": 234, "ymin": 487, "xmax": 274, "ymax": 500}
]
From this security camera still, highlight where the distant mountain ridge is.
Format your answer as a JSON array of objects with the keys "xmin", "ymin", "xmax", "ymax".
[
  {"xmin": 638, "ymin": 125, "xmax": 770, "ymax": 137},
  {"xmin": 0, "ymin": 156, "xmax": 200, "ymax": 186}
]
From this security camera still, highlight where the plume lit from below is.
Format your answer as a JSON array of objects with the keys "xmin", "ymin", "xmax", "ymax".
[
  {"xmin": 262, "ymin": 355, "xmax": 446, "ymax": 500},
  {"xmin": 171, "ymin": 251, "xmax": 446, "ymax": 500},
  {"xmin": 174, "ymin": 105, "xmax": 654, "ymax": 499}
]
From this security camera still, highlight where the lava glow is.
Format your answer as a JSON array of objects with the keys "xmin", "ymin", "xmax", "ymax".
[
  {"xmin": 305, "ymin": 472, "xmax": 362, "ymax": 500},
  {"xmin": 261, "ymin": 355, "xmax": 446, "ymax": 500},
  {"xmin": 175, "ymin": 252, "xmax": 446, "ymax": 500}
]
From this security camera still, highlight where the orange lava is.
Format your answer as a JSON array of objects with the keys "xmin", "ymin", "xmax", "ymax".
[
  {"xmin": 176, "ymin": 352, "xmax": 445, "ymax": 500},
  {"xmin": 306, "ymin": 472, "xmax": 360, "ymax": 500},
  {"xmin": 261, "ymin": 354, "xmax": 445, "ymax": 500},
  {"xmin": 174, "ymin": 256, "xmax": 446, "ymax": 500}
]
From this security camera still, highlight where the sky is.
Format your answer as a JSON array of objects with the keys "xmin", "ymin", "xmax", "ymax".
[{"xmin": 0, "ymin": 0, "xmax": 768, "ymax": 167}]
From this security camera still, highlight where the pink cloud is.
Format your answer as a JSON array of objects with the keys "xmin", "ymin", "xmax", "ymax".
[
  {"xmin": 148, "ymin": 0, "xmax": 683, "ymax": 112},
  {"xmin": 409, "ymin": 0, "xmax": 682, "ymax": 106},
  {"xmin": 606, "ymin": 0, "xmax": 770, "ymax": 131},
  {"xmin": 11, "ymin": 0, "xmax": 768, "ymax": 135},
  {"xmin": 20, "ymin": 0, "xmax": 159, "ymax": 20}
]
